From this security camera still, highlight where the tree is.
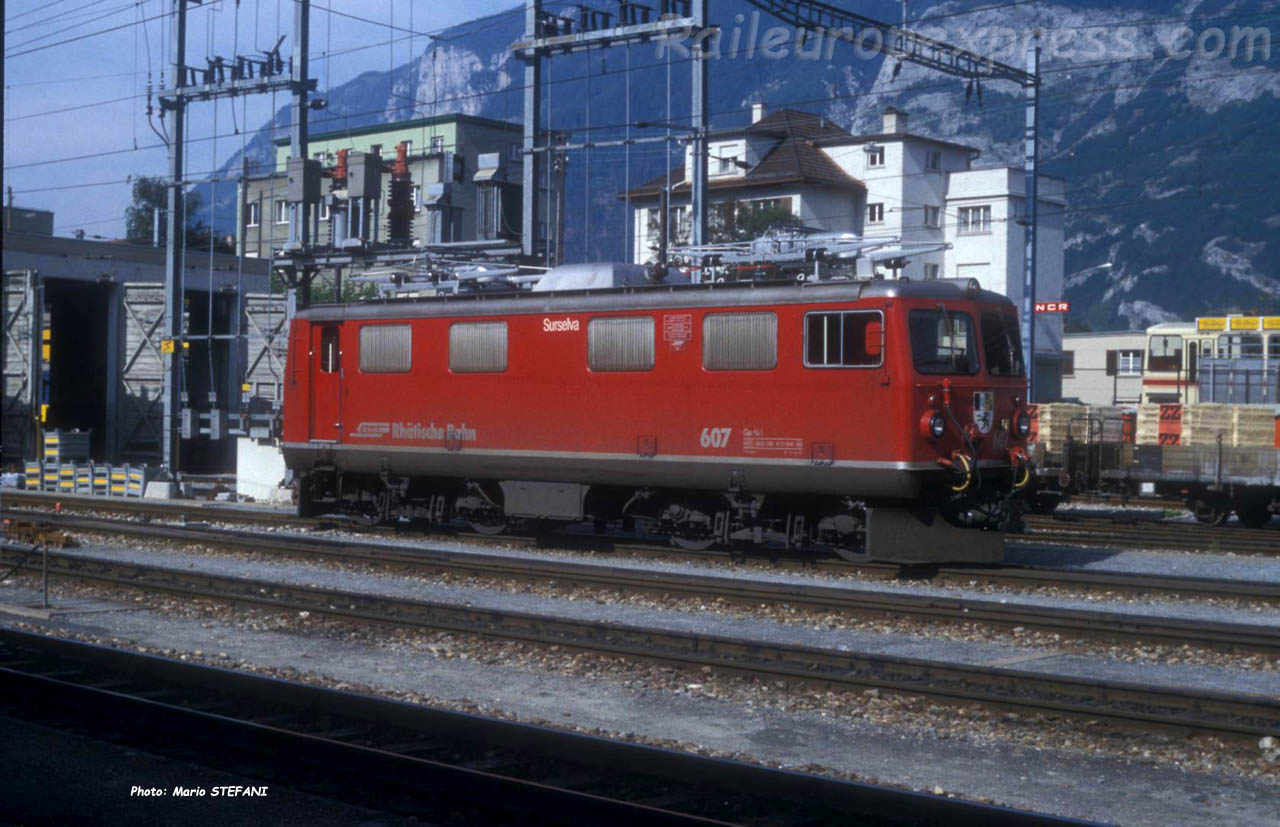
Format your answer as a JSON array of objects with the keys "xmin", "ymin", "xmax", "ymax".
[
  {"xmin": 125, "ymin": 175, "xmax": 208, "ymax": 246},
  {"xmin": 708, "ymin": 199, "xmax": 803, "ymax": 243}
]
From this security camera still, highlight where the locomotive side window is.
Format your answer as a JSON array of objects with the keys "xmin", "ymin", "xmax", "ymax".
[
  {"xmin": 449, "ymin": 321, "xmax": 508, "ymax": 373},
  {"xmin": 803, "ymin": 311, "xmax": 883, "ymax": 368},
  {"xmin": 319, "ymin": 326, "xmax": 340, "ymax": 374},
  {"xmin": 981, "ymin": 312, "xmax": 1024, "ymax": 377},
  {"xmin": 588, "ymin": 316, "xmax": 654, "ymax": 372},
  {"xmin": 359, "ymin": 324, "xmax": 412, "ymax": 373},
  {"xmin": 909, "ymin": 309, "xmax": 979, "ymax": 375},
  {"xmin": 702, "ymin": 313, "xmax": 777, "ymax": 371}
]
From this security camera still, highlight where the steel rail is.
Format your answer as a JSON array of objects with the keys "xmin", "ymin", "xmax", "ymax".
[
  {"xmin": 3, "ymin": 503, "xmax": 1277, "ymax": 603},
  {"xmin": 3, "ymin": 547, "xmax": 1277, "ymax": 743},
  {"xmin": 4, "ymin": 489, "xmax": 1275, "ymax": 558},
  {"xmin": 4, "ymin": 513, "xmax": 1278, "ymax": 654},
  {"xmin": 1024, "ymin": 514, "xmax": 1280, "ymax": 555},
  {"xmin": 1, "ymin": 628, "xmax": 1071, "ymax": 826}
]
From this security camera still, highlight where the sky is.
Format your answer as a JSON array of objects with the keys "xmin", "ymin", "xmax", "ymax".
[{"xmin": 3, "ymin": 0, "xmax": 516, "ymax": 239}]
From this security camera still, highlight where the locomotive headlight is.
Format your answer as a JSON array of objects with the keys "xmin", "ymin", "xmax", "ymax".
[
  {"xmin": 921, "ymin": 410, "xmax": 947, "ymax": 440},
  {"xmin": 1015, "ymin": 409, "xmax": 1032, "ymax": 437}
]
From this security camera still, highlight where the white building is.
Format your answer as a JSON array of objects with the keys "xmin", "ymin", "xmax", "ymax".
[
  {"xmin": 1060, "ymin": 330, "xmax": 1149, "ymax": 407},
  {"xmin": 626, "ymin": 105, "xmax": 1068, "ymax": 398}
]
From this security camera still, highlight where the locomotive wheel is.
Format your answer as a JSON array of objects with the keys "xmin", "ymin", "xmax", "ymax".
[
  {"xmin": 1188, "ymin": 495, "xmax": 1230, "ymax": 526},
  {"xmin": 467, "ymin": 516, "xmax": 510, "ymax": 536},
  {"xmin": 815, "ymin": 510, "xmax": 868, "ymax": 562},
  {"xmin": 669, "ymin": 534, "xmax": 716, "ymax": 552},
  {"xmin": 1234, "ymin": 496, "xmax": 1274, "ymax": 529}
]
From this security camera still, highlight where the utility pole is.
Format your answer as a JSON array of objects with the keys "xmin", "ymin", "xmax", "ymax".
[
  {"xmin": 289, "ymin": 0, "xmax": 310, "ymax": 248},
  {"xmin": 520, "ymin": 0, "xmax": 542, "ymax": 260},
  {"xmin": 157, "ymin": 0, "xmax": 312, "ymax": 480},
  {"xmin": 1021, "ymin": 32, "xmax": 1041, "ymax": 402},
  {"xmin": 689, "ymin": 0, "xmax": 708, "ymax": 248},
  {"xmin": 160, "ymin": 0, "xmax": 189, "ymax": 478}
]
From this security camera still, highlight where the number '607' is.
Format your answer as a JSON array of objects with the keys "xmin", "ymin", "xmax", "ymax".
[{"xmin": 699, "ymin": 427, "xmax": 732, "ymax": 449}]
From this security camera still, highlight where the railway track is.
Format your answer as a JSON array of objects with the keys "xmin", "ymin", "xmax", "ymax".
[
  {"xmin": 2, "ymin": 543, "xmax": 1277, "ymax": 744},
  {"xmin": 1023, "ymin": 513, "xmax": 1280, "ymax": 555},
  {"xmin": 1, "ymin": 628, "xmax": 1066, "ymax": 826},
  {"xmin": 2, "ymin": 495, "xmax": 1275, "ymax": 604},
  {"xmin": 3, "ymin": 514, "xmax": 1277, "ymax": 654},
  {"xmin": 3, "ymin": 489, "xmax": 1276, "ymax": 557}
]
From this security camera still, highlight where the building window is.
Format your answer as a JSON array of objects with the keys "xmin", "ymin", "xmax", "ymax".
[
  {"xmin": 924, "ymin": 206, "xmax": 941, "ymax": 228},
  {"xmin": 430, "ymin": 135, "xmax": 445, "ymax": 153},
  {"xmin": 866, "ymin": 146, "xmax": 885, "ymax": 167},
  {"xmin": 588, "ymin": 317, "xmax": 654, "ymax": 372},
  {"xmin": 747, "ymin": 196, "xmax": 792, "ymax": 214},
  {"xmin": 449, "ymin": 322, "xmax": 507, "ymax": 373},
  {"xmin": 273, "ymin": 199, "xmax": 288, "ymax": 224},
  {"xmin": 957, "ymin": 205, "xmax": 991, "ymax": 235},
  {"xmin": 717, "ymin": 155, "xmax": 737, "ymax": 174},
  {"xmin": 924, "ymin": 263, "xmax": 940, "ymax": 280},
  {"xmin": 927, "ymin": 151, "xmax": 942, "ymax": 171},
  {"xmin": 1062, "ymin": 350, "xmax": 1075, "ymax": 377},
  {"xmin": 1106, "ymin": 349, "xmax": 1143, "ymax": 376},
  {"xmin": 804, "ymin": 311, "xmax": 883, "ymax": 368},
  {"xmin": 246, "ymin": 201, "xmax": 260, "ymax": 227},
  {"xmin": 867, "ymin": 203, "xmax": 885, "ymax": 224},
  {"xmin": 359, "ymin": 325, "xmax": 412, "ymax": 374},
  {"xmin": 703, "ymin": 313, "xmax": 777, "ymax": 371}
]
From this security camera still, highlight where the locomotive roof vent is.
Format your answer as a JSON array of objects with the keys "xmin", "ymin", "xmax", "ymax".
[{"xmin": 532, "ymin": 261, "xmax": 690, "ymax": 293}]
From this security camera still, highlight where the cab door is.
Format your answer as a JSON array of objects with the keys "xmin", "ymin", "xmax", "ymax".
[{"xmin": 310, "ymin": 323, "xmax": 342, "ymax": 442}]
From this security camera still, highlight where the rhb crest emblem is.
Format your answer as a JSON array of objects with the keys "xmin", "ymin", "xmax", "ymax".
[{"xmin": 973, "ymin": 392, "xmax": 994, "ymax": 434}]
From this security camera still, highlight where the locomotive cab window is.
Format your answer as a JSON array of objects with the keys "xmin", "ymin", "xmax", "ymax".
[
  {"xmin": 909, "ymin": 309, "xmax": 979, "ymax": 375},
  {"xmin": 981, "ymin": 312, "xmax": 1024, "ymax": 377},
  {"xmin": 588, "ymin": 316, "xmax": 654, "ymax": 372},
  {"xmin": 804, "ymin": 311, "xmax": 883, "ymax": 368},
  {"xmin": 359, "ymin": 324, "xmax": 412, "ymax": 373},
  {"xmin": 703, "ymin": 312, "xmax": 777, "ymax": 371},
  {"xmin": 450, "ymin": 321, "xmax": 508, "ymax": 373},
  {"xmin": 319, "ymin": 326, "xmax": 340, "ymax": 373}
]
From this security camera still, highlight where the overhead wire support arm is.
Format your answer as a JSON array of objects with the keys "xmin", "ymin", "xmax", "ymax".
[{"xmin": 742, "ymin": 0, "xmax": 1036, "ymax": 86}]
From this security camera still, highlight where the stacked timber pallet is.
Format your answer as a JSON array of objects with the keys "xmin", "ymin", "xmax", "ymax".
[
  {"xmin": 1181, "ymin": 403, "xmax": 1232, "ymax": 447},
  {"xmin": 1136, "ymin": 404, "xmax": 1182, "ymax": 446},
  {"xmin": 1031, "ymin": 403, "xmax": 1088, "ymax": 451},
  {"xmin": 1231, "ymin": 406, "xmax": 1279, "ymax": 447}
]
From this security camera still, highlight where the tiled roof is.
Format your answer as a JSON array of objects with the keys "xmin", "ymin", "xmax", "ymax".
[
  {"xmin": 745, "ymin": 108, "xmax": 855, "ymax": 141},
  {"xmin": 626, "ymin": 109, "xmax": 864, "ymax": 199}
]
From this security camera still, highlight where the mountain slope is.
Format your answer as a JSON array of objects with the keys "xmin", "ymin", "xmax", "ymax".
[{"xmin": 200, "ymin": 0, "xmax": 1280, "ymax": 329}]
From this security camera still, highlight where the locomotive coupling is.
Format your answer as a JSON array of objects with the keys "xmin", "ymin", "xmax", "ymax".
[
  {"xmin": 1008, "ymin": 447, "xmax": 1033, "ymax": 491},
  {"xmin": 936, "ymin": 451, "xmax": 976, "ymax": 493}
]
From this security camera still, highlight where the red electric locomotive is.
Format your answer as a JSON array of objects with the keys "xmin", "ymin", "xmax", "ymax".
[{"xmin": 282, "ymin": 277, "xmax": 1034, "ymax": 564}]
